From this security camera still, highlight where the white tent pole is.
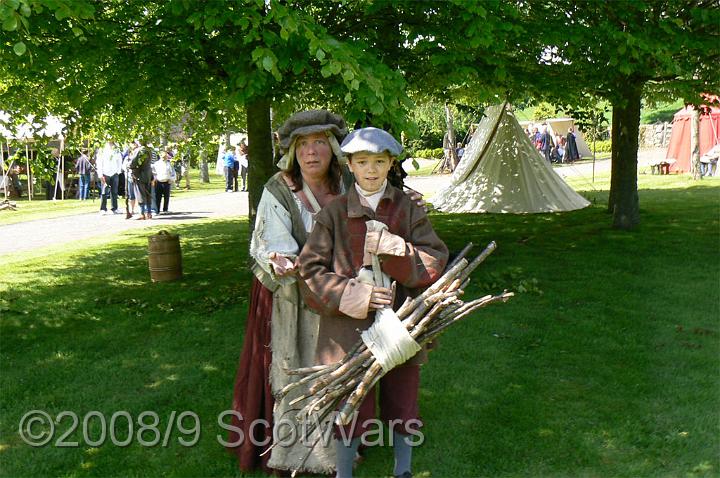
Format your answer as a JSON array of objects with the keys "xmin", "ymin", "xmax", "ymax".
[
  {"xmin": 25, "ymin": 142, "xmax": 32, "ymax": 201},
  {"xmin": 30, "ymin": 147, "xmax": 35, "ymax": 199},
  {"xmin": 709, "ymin": 109, "xmax": 719, "ymax": 144},
  {"xmin": 592, "ymin": 112, "xmax": 600, "ymax": 183},
  {"xmin": 53, "ymin": 150, "xmax": 61, "ymax": 201},
  {"xmin": 1, "ymin": 140, "xmax": 7, "ymax": 200},
  {"xmin": 60, "ymin": 137, "xmax": 65, "ymax": 200}
]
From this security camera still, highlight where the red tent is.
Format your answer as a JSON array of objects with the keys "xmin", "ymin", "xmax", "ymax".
[{"xmin": 665, "ymin": 98, "xmax": 720, "ymax": 173}]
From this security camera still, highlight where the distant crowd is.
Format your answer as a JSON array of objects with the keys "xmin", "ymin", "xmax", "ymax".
[
  {"xmin": 77, "ymin": 140, "xmax": 188, "ymax": 220},
  {"xmin": 219, "ymin": 141, "xmax": 249, "ymax": 193},
  {"xmin": 524, "ymin": 124, "xmax": 581, "ymax": 164}
]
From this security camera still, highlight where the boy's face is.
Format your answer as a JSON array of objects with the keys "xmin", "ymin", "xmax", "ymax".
[{"xmin": 348, "ymin": 151, "xmax": 392, "ymax": 193}]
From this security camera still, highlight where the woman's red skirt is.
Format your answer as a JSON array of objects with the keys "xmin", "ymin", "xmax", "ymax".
[{"xmin": 228, "ymin": 277, "xmax": 275, "ymax": 472}]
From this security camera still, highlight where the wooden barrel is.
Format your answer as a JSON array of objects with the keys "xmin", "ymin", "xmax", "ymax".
[{"xmin": 148, "ymin": 230, "xmax": 182, "ymax": 282}]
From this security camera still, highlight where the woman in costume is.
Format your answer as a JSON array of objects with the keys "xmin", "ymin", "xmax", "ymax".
[{"xmin": 229, "ymin": 110, "xmax": 351, "ymax": 474}]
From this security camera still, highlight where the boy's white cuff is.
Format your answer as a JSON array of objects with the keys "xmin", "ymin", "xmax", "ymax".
[
  {"xmin": 364, "ymin": 229, "xmax": 407, "ymax": 265},
  {"xmin": 375, "ymin": 229, "xmax": 406, "ymax": 256},
  {"xmin": 339, "ymin": 279, "xmax": 374, "ymax": 319}
]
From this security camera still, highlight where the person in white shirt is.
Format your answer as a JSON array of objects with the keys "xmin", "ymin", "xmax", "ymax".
[
  {"xmin": 122, "ymin": 149, "xmax": 137, "ymax": 217},
  {"xmin": 237, "ymin": 141, "xmax": 249, "ymax": 192},
  {"xmin": 152, "ymin": 150, "xmax": 176, "ymax": 214},
  {"xmin": 700, "ymin": 143, "xmax": 720, "ymax": 177},
  {"xmin": 96, "ymin": 141, "xmax": 123, "ymax": 215}
]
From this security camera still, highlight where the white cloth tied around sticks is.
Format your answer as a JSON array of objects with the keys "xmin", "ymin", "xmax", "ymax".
[
  {"xmin": 360, "ymin": 220, "xmax": 420, "ymax": 373},
  {"xmin": 361, "ymin": 308, "xmax": 421, "ymax": 373}
]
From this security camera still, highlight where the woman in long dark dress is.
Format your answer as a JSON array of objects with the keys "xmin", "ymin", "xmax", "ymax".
[
  {"xmin": 229, "ymin": 110, "xmax": 350, "ymax": 474},
  {"xmin": 566, "ymin": 126, "xmax": 581, "ymax": 162}
]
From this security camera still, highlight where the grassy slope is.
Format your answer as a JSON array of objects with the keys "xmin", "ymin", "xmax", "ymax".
[
  {"xmin": 406, "ymin": 159, "xmax": 442, "ymax": 177},
  {"xmin": 0, "ymin": 176, "xmax": 718, "ymax": 477},
  {"xmin": 0, "ymin": 169, "xmax": 226, "ymax": 226},
  {"xmin": 515, "ymin": 99, "xmax": 685, "ymax": 126}
]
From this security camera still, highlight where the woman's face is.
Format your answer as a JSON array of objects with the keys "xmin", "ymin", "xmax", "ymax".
[{"xmin": 295, "ymin": 132, "xmax": 333, "ymax": 178}]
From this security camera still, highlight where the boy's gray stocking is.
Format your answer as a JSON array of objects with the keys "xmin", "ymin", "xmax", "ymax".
[
  {"xmin": 393, "ymin": 430, "xmax": 413, "ymax": 476},
  {"xmin": 335, "ymin": 437, "xmax": 361, "ymax": 478}
]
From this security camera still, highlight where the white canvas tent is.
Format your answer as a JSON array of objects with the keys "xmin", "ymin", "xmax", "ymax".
[
  {"xmin": 215, "ymin": 132, "xmax": 247, "ymax": 175},
  {"xmin": 0, "ymin": 113, "xmax": 67, "ymax": 201},
  {"xmin": 545, "ymin": 118, "xmax": 593, "ymax": 158},
  {"xmin": 432, "ymin": 103, "xmax": 590, "ymax": 214}
]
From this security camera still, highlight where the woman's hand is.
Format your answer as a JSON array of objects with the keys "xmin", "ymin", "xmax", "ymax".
[
  {"xmin": 368, "ymin": 286, "xmax": 393, "ymax": 310},
  {"xmin": 269, "ymin": 252, "xmax": 296, "ymax": 277},
  {"xmin": 403, "ymin": 187, "xmax": 426, "ymax": 210}
]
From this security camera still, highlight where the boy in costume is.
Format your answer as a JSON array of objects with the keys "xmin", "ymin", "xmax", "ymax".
[{"xmin": 298, "ymin": 127, "xmax": 449, "ymax": 478}]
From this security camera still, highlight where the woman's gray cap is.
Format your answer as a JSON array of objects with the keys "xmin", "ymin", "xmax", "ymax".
[
  {"xmin": 277, "ymin": 109, "xmax": 347, "ymax": 153},
  {"xmin": 340, "ymin": 127, "xmax": 403, "ymax": 156}
]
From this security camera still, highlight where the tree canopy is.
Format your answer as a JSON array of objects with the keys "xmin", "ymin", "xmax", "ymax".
[
  {"xmin": 2, "ymin": 0, "xmax": 718, "ymax": 229},
  {"xmin": 1, "ymin": 1, "xmax": 410, "ymax": 125},
  {"xmin": 388, "ymin": 0, "xmax": 720, "ymax": 228}
]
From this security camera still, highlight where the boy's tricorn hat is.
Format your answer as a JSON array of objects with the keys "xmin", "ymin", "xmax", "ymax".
[
  {"xmin": 277, "ymin": 110, "xmax": 347, "ymax": 153},
  {"xmin": 340, "ymin": 127, "xmax": 403, "ymax": 156}
]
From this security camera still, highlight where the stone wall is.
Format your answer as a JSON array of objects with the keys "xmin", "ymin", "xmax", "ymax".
[{"xmin": 639, "ymin": 122, "xmax": 672, "ymax": 149}]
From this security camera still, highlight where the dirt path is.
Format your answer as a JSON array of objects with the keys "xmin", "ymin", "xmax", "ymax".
[
  {"xmin": 404, "ymin": 148, "xmax": 667, "ymax": 198},
  {"xmin": 0, "ymin": 191, "xmax": 248, "ymax": 257},
  {"xmin": 0, "ymin": 148, "xmax": 668, "ymax": 257}
]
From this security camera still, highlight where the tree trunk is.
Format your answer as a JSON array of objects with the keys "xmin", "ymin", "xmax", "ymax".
[
  {"xmin": 246, "ymin": 97, "xmax": 274, "ymax": 232},
  {"xmin": 608, "ymin": 83, "xmax": 642, "ymax": 230},
  {"xmin": 445, "ymin": 102, "xmax": 459, "ymax": 170},
  {"xmin": 199, "ymin": 146, "xmax": 209, "ymax": 183},
  {"xmin": 690, "ymin": 109, "xmax": 701, "ymax": 180}
]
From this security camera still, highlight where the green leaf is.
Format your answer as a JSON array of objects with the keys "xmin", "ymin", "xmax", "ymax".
[
  {"xmin": 329, "ymin": 61, "xmax": 341, "ymax": 75},
  {"xmin": 6, "ymin": 0, "xmax": 19, "ymax": 9},
  {"xmin": 170, "ymin": 1, "xmax": 184, "ymax": 15},
  {"xmin": 320, "ymin": 64, "xmax": 332, "ymax": 78},
  {"xmin": 13, "ymin": 41, "xmax": 26, "ymax": 56},
  {"xmin": 55, "ymin": 7, "xmax": 71, "ymax": 21},
  {"xmin": 316, "ymin": 48, "xmax": 325, "ymax": 61},
  {"xmin": 72, "ymin": 27, "xmax": 83, "ymax": 37},
  {"xmin": 262, "ymin": 55, "xmax": 274, "ymax": 72},
  {"xmin": 270, "ymin": 66, "xmax": 281, "ymax": 82},
  {"xmin": 2, "ymin": 15, "xmax": 17, "ymax": 31}
]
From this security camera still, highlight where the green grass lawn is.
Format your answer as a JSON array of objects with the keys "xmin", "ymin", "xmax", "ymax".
[
  {"xmin": 0, "ymin": 175, "xmax": 718, "ymax": 477},
  {"xmin": 0, "ymin": 169, "xmax": 226, "ymax": 226},
  {"xmin": 405, "ymin": 158, "xmax": 442, "ymax": 176}
]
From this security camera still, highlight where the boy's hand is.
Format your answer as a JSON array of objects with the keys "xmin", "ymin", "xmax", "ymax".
[
  {"xmin": 269, "ymin": 252, "xmax": 296, "ymax": 277},
  {"xmin": 369, "ymin": 286, "xmax": 393, "ymax": 310}
]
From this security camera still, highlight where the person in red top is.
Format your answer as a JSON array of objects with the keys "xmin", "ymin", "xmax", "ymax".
[{"xmin": 299, "ymin": 127, "xmax": 449, "ymax": 478}]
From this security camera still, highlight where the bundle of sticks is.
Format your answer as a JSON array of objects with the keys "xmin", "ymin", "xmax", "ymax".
[{"xmin": 271, "ymin": 241, "xmax": 513, "ymax": 463}]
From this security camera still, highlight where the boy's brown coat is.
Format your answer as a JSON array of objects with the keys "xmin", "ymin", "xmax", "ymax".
[{"xmin": 298, "ymin": 184, "xmax": 449, "ymax": 365}]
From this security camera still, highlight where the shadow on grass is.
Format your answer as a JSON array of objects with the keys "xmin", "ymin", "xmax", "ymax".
[
  {"xmin": 419, "ymin": 185, "xmax": 719, "ymax": 476},
  {"xmin": 0, "ymin": 219, "xmax": 252, "ymax": 477},
  {"xmin": 0, "ymin": 184, "xmax": 718, "ymax": 477}
]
